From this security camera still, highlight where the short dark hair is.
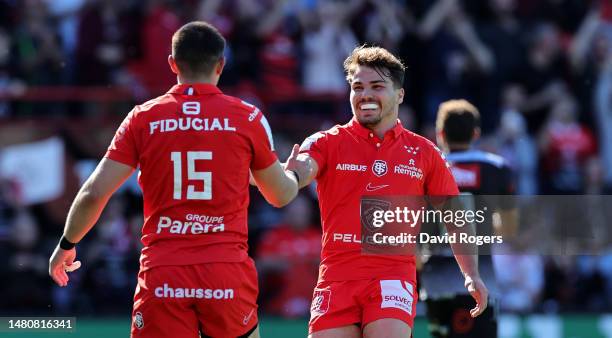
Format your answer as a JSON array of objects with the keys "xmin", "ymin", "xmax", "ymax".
[
  {"xmin": 436, "ymin": 99, "xmax": 480, "ymax": 144},
  {"xmin": 171, "ymin": 21, "xmax": 225, "ymax": 78},
  {"xmin": 343, "ymin": 45, "xmax": 405, "ymax": 89}
]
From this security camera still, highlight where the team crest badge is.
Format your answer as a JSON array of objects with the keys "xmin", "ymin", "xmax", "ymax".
[
  {"xmin": 372, "ymin": 160, "xmax": 388, "ymax": 177},
  {"xmin": 134, "ymin": 312, "xmax": 144, "ymax": 329},
  {"xmin": 311, "ymin": 289, "xmax": 331, "ymax": 316}
]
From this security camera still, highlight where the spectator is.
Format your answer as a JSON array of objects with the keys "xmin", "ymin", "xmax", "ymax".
[
  {"xmin": 3, "ymin": 209, "xmax": 51, "ymax": 314},
  {"xmin": 417, "ymin": 0, "xmax": 494, "ymax": 126},
  {"xmin": 360, "ymin": 0, "xmax": 405, "ymax": 53},
  {"xmin": 493, "ymin": 242, "xmax": 544, "ymax": 313},
  {"xmin": 538, "ymin": 95, "xmax": 597, "ymax": 193},
  {"xmin": 594, "ymin": 52, "xmax": 612, "ymax": 192},
  {"xmin": 75, "ymin": 0, "xmax": 141, "ymax": 85},
  {"xmin": 301, "ymin": 0, "xmax": 359, "ymax": 93},
  {"xmin": 81, "ymin": 196, "xmax": 138, "ymax": 314},
  {"xmin": 125, "ymin": 0, "xmax": 181, "ymax": 97},
  {"xmin": 516, "ymin": 22, "xmax": 569, "ymax": 133},
  {"xmin": 0, "ymin": 177, "xmax": 19, "ymax": 238},
  {"xmin": 11, "ymin": 0, "xmax": 63, "ymax": 85},
  {"xmin": 495, "ymin": 84, "xmax": 539, "ymax": 195},
  {"xmin": 43, "ymin": 0, "xmax": 85, "ymax": 84},
  {"xmin": 256, "ymin": 195, "xmax": 321, "ymax": 318},
  {"xmin": 476, "ymin": 0, "xmax": 527, "ymax": 132}
]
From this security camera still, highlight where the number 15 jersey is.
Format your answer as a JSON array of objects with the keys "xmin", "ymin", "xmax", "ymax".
[{"xmin": 105, "ymin": 84, "xmax": 277, "ymax": 271}]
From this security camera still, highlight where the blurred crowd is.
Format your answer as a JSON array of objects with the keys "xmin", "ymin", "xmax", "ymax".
[{"xmin": 1, "ymin": 0, "xmax": 612, "ymax": 318}]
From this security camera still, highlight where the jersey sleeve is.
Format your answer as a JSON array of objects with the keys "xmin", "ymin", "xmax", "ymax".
[
  {"xmin": 104, "ymin": 107, "xmax": 139, "ymax": 168},
  {"xmin": 299, "ymin": 132, "xmax": 328, "ymax": 179},
  {"xmin": 425, "ymin": 145, "xmax": 459, "ymax": 196},
  {"xmin": 249, "ymin": 110, "xmax": 278, "ymax": 170}
]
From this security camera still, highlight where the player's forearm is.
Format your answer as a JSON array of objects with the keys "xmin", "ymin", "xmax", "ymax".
[
  {"xmin": 447, "ymin": 223, "xmax": 479, "ymax": 278},
  {"xmin": 452, "ymin": 253, "xmax": 479, "ymax": 279},
  {"xmin": 293, "ymin": 153, "xmax": 318, "ymax": 189},
  {"xmin": 252, "ymin": 161, "xmax": 299, "ymax": 208},
  {"xmin": 63, "ymin": 187, "xmax": 111, "ymax": 243},
  {"xmin": 418, "ymin": 0, "xmax": 454, "ymax": 38},
  {"xmin": 297, "ymin": 168, "xmax": 316, "ymax": 189},
  {"xmin": 273, "ymin": 171, "xmax": 299, "ymax": 207}
]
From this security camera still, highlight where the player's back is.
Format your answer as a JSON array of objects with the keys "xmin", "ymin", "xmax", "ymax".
[
  {"xmin": 446, "ymin": 149, "xmax": 513, "ymax": 195},
  {"xmin": 105, "ymin": 84, "xmax": 277, "ymax": 270}
]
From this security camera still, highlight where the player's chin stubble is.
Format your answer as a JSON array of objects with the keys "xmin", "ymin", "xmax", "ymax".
[{"xmin": 358, "ymin": 114, "xmax": 382, "ymax": 129}]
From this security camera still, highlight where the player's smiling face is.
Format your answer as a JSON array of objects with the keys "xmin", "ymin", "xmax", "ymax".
[{"xmin": 349, "ymin": 65, "xmax": 404, "ymax": 129}]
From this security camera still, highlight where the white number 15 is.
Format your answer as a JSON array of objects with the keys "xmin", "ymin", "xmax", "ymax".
[{"xmin": 170, "ymin": 151, "xmax": 212, "ymax": 200}]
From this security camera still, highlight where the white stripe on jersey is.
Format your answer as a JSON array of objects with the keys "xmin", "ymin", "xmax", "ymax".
[{"xmin": 259, "ymin": 114, "xmax": 275, "ymax": 151}]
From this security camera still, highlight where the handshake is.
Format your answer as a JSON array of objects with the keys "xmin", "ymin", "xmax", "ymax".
[
  {"xmin": 282, "ymin": 144, "xmax": 315, "ymax": 189},
  {"xmin": 250, "ymin": 144, "xmax": 315, "ymax": 190}
]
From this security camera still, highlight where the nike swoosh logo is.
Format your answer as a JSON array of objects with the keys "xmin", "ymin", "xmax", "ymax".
[
  {"xmin": 366, "ymin": 183, "xmax": 389, "ymax": 192},
  {"xmin": 243, "ymin": 308, "xmax": 255, "ymax": 325}
]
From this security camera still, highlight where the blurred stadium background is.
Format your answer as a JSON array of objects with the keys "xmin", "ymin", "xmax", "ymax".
[{"xmin": 1, "ymin": 0, "xmax": 612, "ymax": 337}]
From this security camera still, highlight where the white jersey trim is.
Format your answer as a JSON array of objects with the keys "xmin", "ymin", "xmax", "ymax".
[{"xmin": 259, "ymin": 114, "xmax": 275, "ymax": 151}]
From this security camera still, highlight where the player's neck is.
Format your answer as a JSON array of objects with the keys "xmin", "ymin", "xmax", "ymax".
[
  {"xmin": 447, "ymin": 143, "xmax": 471, "ymax": 152},
  {"xmin": 365, "ymin": 117, "xmax": 397, "ymax": 139},
  {"xmin": 177, "ymin": 75, "xmax": 219, "ymax": 86}
]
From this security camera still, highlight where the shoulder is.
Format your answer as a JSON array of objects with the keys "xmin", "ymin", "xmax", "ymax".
[
  {"xmin": 133, "ymin": 94, "xmax": 176, "ymax": 117},
  {"xmin": 221, "ymin": 95, "xmax": 262, "ymax": 118},
  {"xmin": 446, "ymin": 150, "xmax": 508, "ymax": 169},
  {"xmin": 300, "ymin": 124, "xmax": 344, "ymax": 151},
  {"xmin": 402, "ymin": 130, "xmax": 444, "ymax": 156},
  {"xmin": 319, "ymin": 124, "xmax": 345, "ymax": 137}
]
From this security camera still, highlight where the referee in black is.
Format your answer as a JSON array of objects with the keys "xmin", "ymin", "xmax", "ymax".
[{"xmin": 420, "ymin": 99, "xmax": 518, "ymax": 338}]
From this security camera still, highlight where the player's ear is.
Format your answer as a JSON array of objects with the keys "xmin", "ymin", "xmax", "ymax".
[
  {"xmin": 473, "ymin": 127, "xmax": 481, "ymax": 141},
  {"xmin": 215, "ymin": 57, "xmax": 225, "ymax": 75},
  {"xmin": 397, "ymin": 87, "xmax": 404, "ymax": 104},
  {"xmin": 168, "ymin": 55, "xmax": 179, "ymax": 75},
  {"xmin": 436, "ymin": 130, "xmax": 446, "ymax": 149}
]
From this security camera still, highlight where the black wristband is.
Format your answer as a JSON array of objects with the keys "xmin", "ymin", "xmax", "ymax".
[
  {"xmin": 59, "ymin": 236, "xmax": 76, "ymax": 250},
  {"xmin": 289, "ymin": 170, "xmax": 300, "ymax": 185}
]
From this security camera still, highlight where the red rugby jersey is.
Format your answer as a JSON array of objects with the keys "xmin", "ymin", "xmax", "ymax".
[
  {"xmin": 301, "ymin": 118, "xmax": 459, "ymax": 282},
  {"xmin": 105, "ymin": 83, "xmax": 277, "ymax": 270}
]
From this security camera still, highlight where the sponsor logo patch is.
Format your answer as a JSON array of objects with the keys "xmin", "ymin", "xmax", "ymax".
[
  {"xmin": 451, "ymin": 164, "xmax": 480, "ymax": 189},
  {"xmin": 380, "ymin": 280, "xmax": 414, "ymax": 315},
  {"xmin": 394, "ymin": 164, "xmax": 423, "ymax": 180},
  {"xmin": 336, "ymin": 163, "xmax": 368, "ymax": 172},
  {"xmin": 154, "ymin": 283, "xmax": 234, "ymax": 299}
]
